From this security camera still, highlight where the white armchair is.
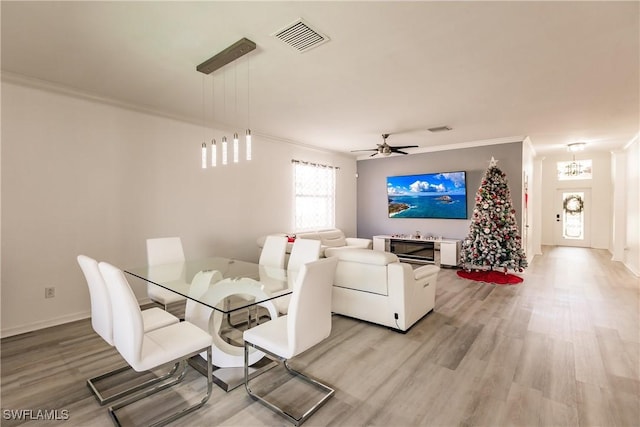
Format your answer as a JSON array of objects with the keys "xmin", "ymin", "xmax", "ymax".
[{"xmin": 325, "ymin": 247, "xmax": 439, "ymax": 332}]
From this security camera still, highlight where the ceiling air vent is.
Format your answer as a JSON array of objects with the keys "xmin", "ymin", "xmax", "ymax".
[{"xmin": 273, "ymin": 18, "xmax": 330, "ymax": 53}]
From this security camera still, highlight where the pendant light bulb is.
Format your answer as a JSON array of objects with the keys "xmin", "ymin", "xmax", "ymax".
[
  {"xmin": 233, "ymin": 132, "xmax": 239, "ymax": 163},
  {"xmin": 245, "ymin": 129, "xmax": 252, "ymax": 161},
  {"xmin": 211, "ymin": 139, "xmax": 217, "ymax": 167},
  {"xmin": 201, "ymin": 142, "xmax": 207, "ymax": 169},
  {"xmin": 222, "ymin": 136, "xmax": 228, "ymax": 165}
]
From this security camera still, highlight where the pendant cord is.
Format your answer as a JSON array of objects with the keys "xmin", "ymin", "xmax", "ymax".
[
  {"xmin": 202, "ymin": 75, "xmax": 206, "ymax": 142},
  {"xmin": 247, "ymin": 55, "xmax": 250, "ymax": 129}
]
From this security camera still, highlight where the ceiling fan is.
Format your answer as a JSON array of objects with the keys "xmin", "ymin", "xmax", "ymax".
[{"xmin": 352, "ymin": 133, "xmax": 418, "ymax": 157}]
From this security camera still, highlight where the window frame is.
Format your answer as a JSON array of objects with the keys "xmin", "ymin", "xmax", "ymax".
[{"xmin": 292, "ymin": 160, "xmax": 337, "ymax": 232}]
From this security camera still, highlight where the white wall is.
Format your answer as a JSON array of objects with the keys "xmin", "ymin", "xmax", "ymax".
[
  {"xmin": 540, "ymin": 151, "xmax": 612, "ymax": 249},
  {"xmin": 623, "ymin": 138, "xmax": 639, "ymax": 275},
  {"xmin": 0, "ymin": 81, "xmax": 357, "ymax": 337},
  {"xmin": 522, "ymin": 137, "xmax": 537, "ymax": 262},
  {"xmin": 356, "ymin": 142, "xmax": 524, "ymax": 242}
]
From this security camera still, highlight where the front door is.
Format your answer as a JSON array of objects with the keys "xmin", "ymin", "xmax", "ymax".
[{"xmin": 554, "ymin": 189, "xmax": 591, "ymax": 247}]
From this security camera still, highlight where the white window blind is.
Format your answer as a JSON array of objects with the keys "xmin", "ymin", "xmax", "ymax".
[{"xmin": 292, "ymin": 160, "xmax": 337, "ymax": 231}]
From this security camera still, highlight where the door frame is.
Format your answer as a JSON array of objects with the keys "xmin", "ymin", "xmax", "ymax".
[{"xmin": 554, "ymin": 188, "xmax": 591, "ymax": 247}]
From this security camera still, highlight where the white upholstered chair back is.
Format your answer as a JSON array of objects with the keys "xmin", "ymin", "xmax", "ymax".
[
  {"xmin": 146, "ymin": 237, "xmax": 185, "ymax": 265},
  {"xmin": 145, "ymin": 237, "xmax": 187, "ymax": 308},
  {"xmin": 77, "ymin": 255, "xmax": 114, "ymax": 346},
  {"xmin": 287, "ymin": 238, "xmax": 321, "ymax": 272},
  {"xmin": 258, "ymin": 235, "xmax": 288, "ymax": 269},
  {"xmin": 286, "ymin": 257, "xmax": 337, "ymax": 358},
  {"xmin": 98, "ymin": 262, "xmax": 146, "ymax": 369}
]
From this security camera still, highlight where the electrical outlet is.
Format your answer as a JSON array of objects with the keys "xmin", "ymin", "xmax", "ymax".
[{"xmin": 45, "ymin": 287, "xmax": 56, "ymax": 299}]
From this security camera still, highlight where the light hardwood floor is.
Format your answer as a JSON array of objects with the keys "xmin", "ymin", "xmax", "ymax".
[{"xmin": 1, "ymin": 246, "xmax": 638, "ymax": 426}]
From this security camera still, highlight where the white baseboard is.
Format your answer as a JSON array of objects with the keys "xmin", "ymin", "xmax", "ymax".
[
  {"xmin": 623, "ymin": 261, "xmax": 640, "ymax": 277},
  {"xmin": 0, "ymin": 297, "xmax": 156, "ymax": 339},
  {"xmin": 1, "ymin": 310, "xmax": 91, "ymax": 339}
]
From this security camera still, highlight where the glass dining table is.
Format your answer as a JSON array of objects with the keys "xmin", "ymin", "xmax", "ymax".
[{"xmin": 125, "ymin": 256, "xmax": 293, "ymax": 391}]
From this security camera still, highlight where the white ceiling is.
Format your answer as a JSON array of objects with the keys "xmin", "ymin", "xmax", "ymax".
[{"xmin": 2, "ymin": 1, "xmax": 638, "ymax": 157}]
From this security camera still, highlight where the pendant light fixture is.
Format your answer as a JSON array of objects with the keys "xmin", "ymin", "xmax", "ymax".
[
  {"xmin": 233, "ymin": 132, "xmax": 239, "ymax": 163},
  {"xmin": 222, "ymin": 136, "xmax": 228, "ymax": 165},
  {"xmin": 210, "ymin": 73, "xmax": 217, "ymax": 168},
  {"xmin": 246, "ymin": 129, "xmax": 252, "ymax": 161},
  {"xmin": 197, "ymin": 38, "xmax": 256, "ymax": 168},
  {"xmin": 201, "ymin": 75, "xmax": 207, "ymax": 169},
  {"xmin": 211, "ymin": 139, "xmax": 217, "ymax": 167}
]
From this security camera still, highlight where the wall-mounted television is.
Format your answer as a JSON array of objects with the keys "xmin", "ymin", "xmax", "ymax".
[{"xmin": 387, "ymin": 171, "xmax": 467, "ymax": 219}]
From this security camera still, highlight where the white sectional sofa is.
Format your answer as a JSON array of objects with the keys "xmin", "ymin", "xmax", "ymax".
[
  {"xmin": 325, "ymin": 247, "xmax": 439, "ymax": 332},
  {"xmin": 257, "ymin": 229, "xmax": 372, "ymax": 258}
]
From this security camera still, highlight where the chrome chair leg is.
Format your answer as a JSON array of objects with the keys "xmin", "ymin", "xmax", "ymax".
[
  {"xmin": 225, "ymin": 298, "xmax": 254, "ymax": 329},
  {"xmin": 244, "ymin": 342, "xmax": 335, "ymax": 426},
  {"xmin": 108, "ymin": 347, "xmax": 213, "ymax": 427},
  {"xmin": 87, "ymin": 361, "xmax": 180, "ymax": 406}
]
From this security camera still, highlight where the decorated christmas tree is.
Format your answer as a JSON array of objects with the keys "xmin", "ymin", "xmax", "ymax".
[{"xmin": 461, "ymin": 157, "xmax": 528, "ymax": 273}]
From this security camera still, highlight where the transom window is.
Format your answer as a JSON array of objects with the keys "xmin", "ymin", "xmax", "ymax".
[{"xmin": 292, "ymin": 160, "xmax": 336, "ymax": 231}]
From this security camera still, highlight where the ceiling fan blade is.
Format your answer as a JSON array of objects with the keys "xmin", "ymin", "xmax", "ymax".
[
  {"xmin": 369, "ymin": 152, "xmax": 379, "ymax": 157},
  {"xmin": 393, "ymin": 150, "xmax": 410, "ymax": 155},
  {"xmin": 351, "ymin": 148, "xmax": 378, "ymax": 152},
  {"xmin": 392, "ymin": 145, "xmax": 419, "ymax": 149}
]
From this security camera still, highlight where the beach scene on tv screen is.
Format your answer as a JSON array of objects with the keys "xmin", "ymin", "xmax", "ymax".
[{"xmin": 387, "ymin": 171, "xmax": 467, "ymax": 219}]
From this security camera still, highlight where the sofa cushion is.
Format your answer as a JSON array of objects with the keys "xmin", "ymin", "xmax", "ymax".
[{"xmin": 316, "ymin": 229, "xmax": 347, "ymax": 247}]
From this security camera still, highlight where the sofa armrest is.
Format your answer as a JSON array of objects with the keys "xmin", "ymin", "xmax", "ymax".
[
  {"xmin": 345, "ymin": 237, "xmax": 373, "ymax": 249},
  {"xmin": 413, "ymin": 264, "xmax": 440, "ymax": 281}
]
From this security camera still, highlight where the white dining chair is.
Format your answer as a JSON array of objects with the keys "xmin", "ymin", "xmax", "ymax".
[
  {"xmin": 286, "ymin": 238, "xmax": 321, "ymax": 272},
  {"xmin": 77, "ymin": 255, "xmax": 180, "ymax": 405},
  {"xmin": 226, "ymin": 235, "xmax": 284, "ymax": 328},
  {"xmin": 259, "ymin": 235, "xmax": 288, "ymax": 269},
  {"xmin": 243, "ymin": 256, "xmax": 338, "ymax": 426},
  {"xmin": 274, "ymin": 238, "xmax": 321, "ymax": 314},
  {"xmin": 99, "ymin": 261, "xmax": 214, "ymax": 426},
  {"xmin": 146, "ymin": 237, "xmax": 188, "ymax": 313}
]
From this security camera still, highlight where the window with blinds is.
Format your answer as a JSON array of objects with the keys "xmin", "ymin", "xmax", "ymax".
[{"xmin": 292, "ymin": 160, "xmax": 336, "ymax": 231}]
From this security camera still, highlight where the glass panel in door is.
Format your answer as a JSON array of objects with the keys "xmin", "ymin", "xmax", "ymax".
[{"xmin": 555, "ymin": 189, "xmax": 590, "ymax": 247}]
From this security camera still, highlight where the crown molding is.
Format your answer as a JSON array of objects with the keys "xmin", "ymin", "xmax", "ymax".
[
  {"xmin": 1, "ymin": 71, "xmax": 207, "ymax": 127},
  {"xmin": 1, "ymin": 71, "xmax": 351, "ymax": 160}
]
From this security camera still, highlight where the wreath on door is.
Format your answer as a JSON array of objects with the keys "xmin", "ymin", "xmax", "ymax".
[{"xmin": 563, "ymin": 194, "xmax": 584, "ymax": 214}]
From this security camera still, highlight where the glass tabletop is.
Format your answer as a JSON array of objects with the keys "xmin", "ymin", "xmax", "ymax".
[{"xmin": 125, "ymin": 257, "xmax": 292, "ymax": 314}]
